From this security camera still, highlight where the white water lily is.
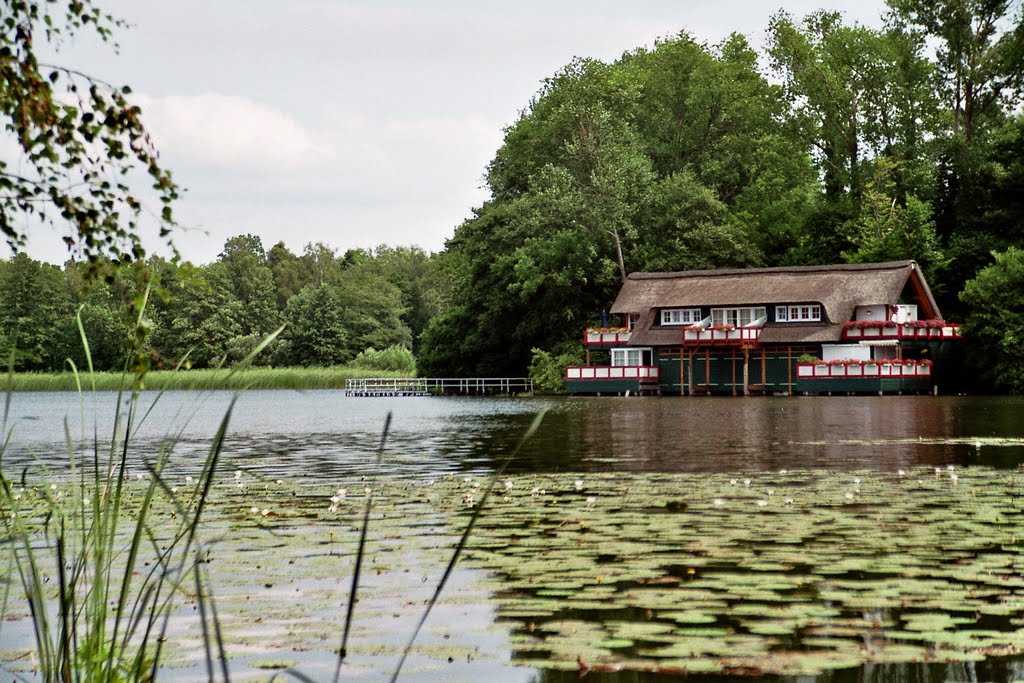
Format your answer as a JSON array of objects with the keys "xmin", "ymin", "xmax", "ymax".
[
  {"xmin": 766, "ymin": 489, "xmax": 775, "ymax": 496},
  {"xmin": 531, "ymin": 486, "xmax": 540, "ymax": 495},
  {"xmin": 844, "ymin": 491, "xmax": 855, "ymax": 500},
  {"xmin": 234, "ymin": 470, "xmax": 242, "ymax": 480},
  {"xmin": 950, "ymin": 473, "xmax": 959, "ymax": 484},
  {"xmin": 185, "ymin": 476, "xmax": 193, "ymax": 484},
  {"xmin": 756, "ymin": 499, "xmax": 768, "ymax": 507},
  {"xmin": 779, "ymin": 469, "xmax": 788, "ymax": 475},
  {"xmin": 336, "ymin": 488, "xmax": 347, "ymax": 498},
  {"xmin": 713, "ymin": 498, "xmax": 724, "ymax": 507},
  {"xmin": 784, "ymin": 498, "xmax": 794, "ymax": 505},
  {"xmin": 730, "ymin": 479, "xmax": 738, "ymax": 486},
  {"xmin": 586, "ymin": 496, "xmax": 596, "ymax": 507},
  {"xmin": 853, "ymin": 476, "xmax": 861, "ymax": 485},
  {"xmin": 897, "ymin": 469, "xmax": 906, "ymax": 476},
  {"xmin": 744, "ymin": 479, "xmax": 751, "ymax": 487},
  {"xmin": 505, "ymin": 479, "xmax": 514, "ymax": 491},
  {"xmin": 574, "ymin": 480, "xmax": 584, "ymax": 491}
]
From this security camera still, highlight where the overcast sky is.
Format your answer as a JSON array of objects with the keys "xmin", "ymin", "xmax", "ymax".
[{"xmin": 8, "ymin": 0, "xmax": 888, "ymax": 265}]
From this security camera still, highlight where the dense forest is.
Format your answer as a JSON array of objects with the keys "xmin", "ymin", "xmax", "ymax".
[
  {"xmin": 3, "ymin": 1, "xmax": 1024, "ymax": 390},
  {"xmin": 416, "ymin": 2, "xmax": 1024, "ymax": 390},
  {"xmin": 0, "ymin": 240, "xmax": 444, "ymax": 374}
]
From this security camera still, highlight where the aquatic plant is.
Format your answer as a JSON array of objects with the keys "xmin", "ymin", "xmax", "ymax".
[{"xmin": 0, "ymin": 306, "xmax": 282, "ymax": 681}]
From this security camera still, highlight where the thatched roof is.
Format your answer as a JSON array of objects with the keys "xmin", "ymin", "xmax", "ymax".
[{"xmin": 614, "ymin": 261, "xmax": 941, "ymax": 347}]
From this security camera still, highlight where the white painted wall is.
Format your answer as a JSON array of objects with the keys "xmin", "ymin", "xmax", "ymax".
[
  {"xmin": 822, "ymin": 344, "xmax": 872, "ymax": 361},
  {"xmin": 895, "ymin": 304, "xmax": 918, "ymax": 322},
  {"xmin": 854, "ymin": 305, "xmax": 888, "ymax": 321}
]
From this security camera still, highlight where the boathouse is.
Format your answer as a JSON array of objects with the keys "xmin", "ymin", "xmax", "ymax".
[{"xmin": 565, "ymin": 260, "xmax": 961, "ymax": 396}]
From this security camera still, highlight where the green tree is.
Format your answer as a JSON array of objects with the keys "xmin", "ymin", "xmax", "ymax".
[
  {"xmin": 842, "ymin": 160, "xmax": 946, "ymax": 280},
  {"xmin": 768, "ymin": 11, "xmax": 937, "ymax": 200},
  {"xmin": 960, "ymin": 247, "xmax": 1024, "ymax": 391},
  {"xmin": 371, "ymin": 245, "xmax": 445, "ymax": 353},
  {"xmin": 216, "ymin": 235, "xmax": 279, "ymax": 337},
  {"xmin": 334, "ymin": 263, "xmax": 411, "ymax": 357},
  {"xmin": 161, "ymin": 265, "xmax": 244, "ymax": 367},
  {"xmin": 267, "ymin": 241, "xmax": 310, "ymax": 310},
  {"xmin": 283, "ymin": 284, "xmax": 349, "ymax": 366},
  {"xmin": 887, "ymin": 0, "xmax": 1023, "ymax": 146},
  {"xmin": 0, "ymin": 253, "xmax": 75, "ymax": 369},
  {"xmin": 0, "ymin": 0, "xmax": 178, "ymax": 267},
  {"xmin": 887, "ymin": 0, "xmax": 1024, "ymax": 314},
  {"xmin": 421, "ymin": 33, "xmax": 808, "ymax": 376}
]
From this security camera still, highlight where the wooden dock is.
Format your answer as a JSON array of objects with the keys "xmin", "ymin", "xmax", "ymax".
[{"xmin": 344, "ymin": 377, "xmax": 533, "ymax": 397}]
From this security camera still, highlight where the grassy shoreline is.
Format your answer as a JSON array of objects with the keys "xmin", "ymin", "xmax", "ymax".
[{"xmin": 3, "ymin": 366, "xmax": 412, "ymax": 392}]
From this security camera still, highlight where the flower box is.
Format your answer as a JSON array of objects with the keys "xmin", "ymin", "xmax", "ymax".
[{"xmin": 814, "ymin": 364, "xmax": 828, "ymax": 376}]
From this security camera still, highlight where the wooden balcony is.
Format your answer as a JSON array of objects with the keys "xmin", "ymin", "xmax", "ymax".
[
  {"xmin": 565, "ymin": 366, "xmax": 659, "ymax": 382},
  {"xmin": 682, "ymin": 327, "xmax": 761, "ymax": 345},
  {"xmin": 584, "ymin": 327, "xmax": 632, "ymax": 347},
  {"xmin": 796, "ymin": 362, "xmax": 932, "ymax": 379},
  {"xmin": 565, "ymin": 365, "xmax": 660, "ymax": 395},
  {"xmin": 842, "ymin": 321, "xmax": 961, "ymax": 341}
]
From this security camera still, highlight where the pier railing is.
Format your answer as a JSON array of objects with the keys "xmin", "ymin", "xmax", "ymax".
[{"xmin": 345, "ymin": 377, "xmax": 534, "ymax": 396}]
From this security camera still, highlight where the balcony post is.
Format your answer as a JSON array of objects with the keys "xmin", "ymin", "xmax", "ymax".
[{"xmin": 742, "ymin": 348, "xmax": 749, "ymax": 396}]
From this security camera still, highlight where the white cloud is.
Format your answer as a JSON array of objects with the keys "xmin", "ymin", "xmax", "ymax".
[{"xmin": 133, "ymin": 93, "xmax": 332, "ymax": 170}]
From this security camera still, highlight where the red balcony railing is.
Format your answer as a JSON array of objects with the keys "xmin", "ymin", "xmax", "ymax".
[
  {"xmin": 842, "ymin": 321, "xmax": 961, "ymax": 340},
  {"xmin": 565, "ymin": 365, "xmax": 659, "ymax": 380},
  {"xmin": 584, "ymin": 327, "xmax": 632, "ymax": 346},
  {"xmin": 796, "ymin": 360, "xmax": 932, "ymax": 379},
  {"xmin": 682, "ymin": 326, "xmax": 761, "ymax": 345}
]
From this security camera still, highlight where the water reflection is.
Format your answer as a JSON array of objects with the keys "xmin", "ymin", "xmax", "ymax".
[
  {"xmin": 534, "ymin": 657, "xmax": 1024, "ymax": 682},
  {"xmin": 3, "ymin": 392, "xmax": 1024, "ymax": 478}
]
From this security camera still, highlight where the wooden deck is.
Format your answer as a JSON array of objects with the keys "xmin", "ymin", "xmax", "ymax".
[{"xmin": 345, "ymin": 377, "xmax": 533, "ymax": 397}]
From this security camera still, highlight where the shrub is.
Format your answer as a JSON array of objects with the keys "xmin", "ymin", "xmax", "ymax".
[
  {"xmin": 529, "ymin": 347, "xmax": 582, "ymax": 394},
  {"xmin": 349, "ymin": 345, "xmax": 416, "ymax": 374}
]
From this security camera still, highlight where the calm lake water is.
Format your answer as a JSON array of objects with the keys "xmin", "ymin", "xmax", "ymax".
[
  {"xmin": 4, "ymin": 391, "xmax": 1024, "ymax": 477},
  {"xmin": 3, "ymin": 391, "xmax": 1024, "ymax": 682}
]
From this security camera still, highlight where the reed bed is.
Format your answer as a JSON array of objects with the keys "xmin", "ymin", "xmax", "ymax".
[{"xmin": 3, "ymin": 366, "xmax": 411, "ymax": 392}]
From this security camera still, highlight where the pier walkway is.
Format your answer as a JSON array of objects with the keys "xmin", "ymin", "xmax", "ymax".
[{"xmin": 344, "ymin": 377, "xmax": 533, "ymax": 397}]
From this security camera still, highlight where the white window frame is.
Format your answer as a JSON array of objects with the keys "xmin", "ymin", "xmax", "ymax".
[
  {"xmin": 611, "ymin": 347, "xmax": 652, "ymax": 367},
  {"xmin": 711, "ymin": 307, "xmax": 766, "ymax": 328},
  {"xmin": 660, "ymin": 308, "xmax": 702, "ymax": 326},
  {"xmin": 775, "ymin": 304, "xmax": 822, "ymax": 323}
]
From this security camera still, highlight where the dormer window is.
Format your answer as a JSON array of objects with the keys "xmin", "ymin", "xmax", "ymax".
[
  {"xmin": 712, "ymin": 307, "xmax": 766, "ymax": 328},
  {"xmin": 660, "ymin": 308, "xmax": 702, "ymax": 325},
  {"xmin": 776, "ymin": 305, "xmax": 821, "ymax": 322}
]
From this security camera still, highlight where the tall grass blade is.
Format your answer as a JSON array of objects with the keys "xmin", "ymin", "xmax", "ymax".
[
  {"xmin": 193, "ymin": 548, "xmax": 230, "ymax": 683},
  {"xmin": 389, "ymin": 410, "xmax": 546, "ymax": 682},
  {"xmin": 332, "ymin": 411, "xmax": 391, "ymax": 682}
]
